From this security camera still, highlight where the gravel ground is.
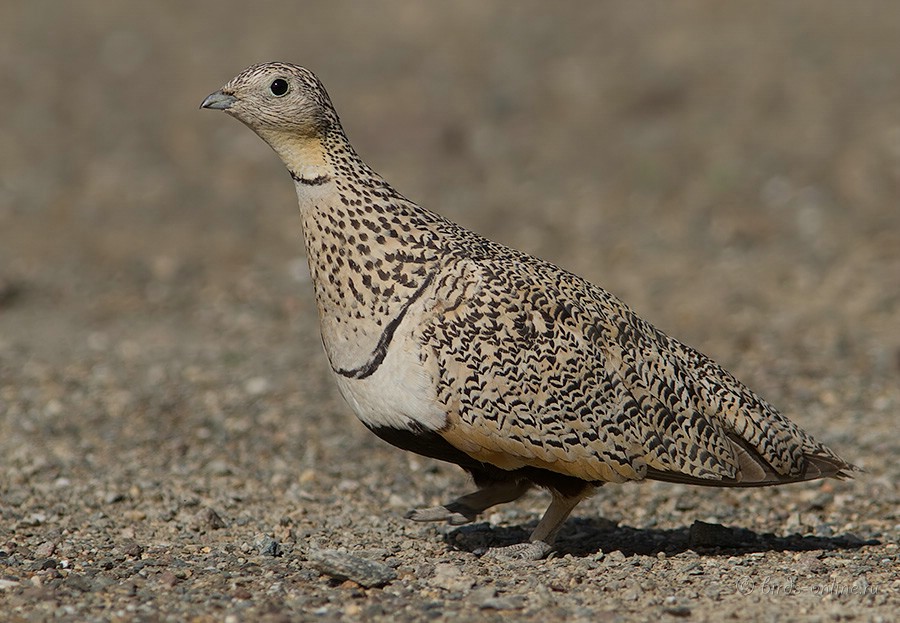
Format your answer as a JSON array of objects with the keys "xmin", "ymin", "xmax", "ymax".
[{"xmin": 2, "ymin": 2, "xmax": 898, "ymax": 621}]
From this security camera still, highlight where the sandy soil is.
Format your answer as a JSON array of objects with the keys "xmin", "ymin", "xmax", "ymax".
[{"xmin": 1, "ymin": 2, "xmax": 898, "ymax": 621}]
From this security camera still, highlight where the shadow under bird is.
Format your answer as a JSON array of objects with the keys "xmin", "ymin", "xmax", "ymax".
[{"xmin": 201, "ymin": 62, "xmax": 858, "ymax": 560}]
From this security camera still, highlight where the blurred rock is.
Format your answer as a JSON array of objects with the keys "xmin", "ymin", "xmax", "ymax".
[
  {"xmin": 307, "ymin": 549, "xmax": 397, "ymax": 588},
  {"xmin": 192, "ymin": 507, "xmax": 227, "ymax": 530}
]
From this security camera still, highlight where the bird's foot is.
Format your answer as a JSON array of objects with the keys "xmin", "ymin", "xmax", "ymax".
[
  {"xmin": 406, "ymin": 482, "xmax": 531, "ymax": 527},
  {"xmin": 481, "ymin": 540, "xmax": 553, "ymax": 561},
  {"xmin": 405, "ymin": 503, "xmax": 476, "ymax": 526}
]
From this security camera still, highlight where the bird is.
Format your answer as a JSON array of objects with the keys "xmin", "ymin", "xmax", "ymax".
[{"xmin": 201, "ymin": 62, "xmax": 858, "ymax": 560}]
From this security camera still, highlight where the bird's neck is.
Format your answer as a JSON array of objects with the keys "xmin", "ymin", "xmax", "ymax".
[
  {"xmin": 285, "ymin": 132, "xmax": 444, "ymax": 374},
  {"xmin": 262, "ymin": 132, "xmax": 333, "ymax": 187}
]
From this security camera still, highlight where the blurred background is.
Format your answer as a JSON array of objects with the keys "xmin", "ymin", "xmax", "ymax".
[
  {"xmin": 3, "ymin": 1, "xmax": 898, "ymax": 361},
  {"xmin": 0, "ymin": 0, "xmax": 898, "ymax": 603}
]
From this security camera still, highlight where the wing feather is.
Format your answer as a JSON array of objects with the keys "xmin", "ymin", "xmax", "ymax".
[{"xmin": 420, "ymin": 253, "xmax": 855, "ymax": 487}]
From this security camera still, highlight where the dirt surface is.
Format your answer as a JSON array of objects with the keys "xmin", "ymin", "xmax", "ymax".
[{"xmin": 1, "ymin": 2, "xmax": 898, "ymax": 621}]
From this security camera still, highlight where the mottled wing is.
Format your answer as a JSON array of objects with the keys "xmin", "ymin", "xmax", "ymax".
[{"xmin": 422, "ymin": 253, "xmax": 852, "ymax": 487}]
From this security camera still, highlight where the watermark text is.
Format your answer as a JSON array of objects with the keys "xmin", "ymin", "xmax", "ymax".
[{"xmin": 736, "ymin": 575, "xmax": 877, "ymax": 598}]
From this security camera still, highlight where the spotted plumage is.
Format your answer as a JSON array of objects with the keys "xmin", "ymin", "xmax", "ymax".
[{"xmin": 202, "ymin": 63, "xmax": 858, "ymax": 560}]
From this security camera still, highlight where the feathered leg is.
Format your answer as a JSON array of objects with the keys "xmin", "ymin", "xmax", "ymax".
[{"xmin": 483, "ymin": 491, "xmax": 584, "ymax": 561}]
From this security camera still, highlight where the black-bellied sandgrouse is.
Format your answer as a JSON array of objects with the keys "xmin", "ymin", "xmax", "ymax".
[{"xmin": 201, "ymin": 63, "xmax": 857, "ymax": 560}]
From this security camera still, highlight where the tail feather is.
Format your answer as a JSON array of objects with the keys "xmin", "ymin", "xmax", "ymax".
[{"xmin": 645, "ymin": 433, "xmax": 860, "ymax": 488}]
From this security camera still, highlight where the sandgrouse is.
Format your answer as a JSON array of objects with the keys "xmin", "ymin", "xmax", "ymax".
[{"xmin": 202, "ymin": 63, "xmax": 857, "ymax": 560}]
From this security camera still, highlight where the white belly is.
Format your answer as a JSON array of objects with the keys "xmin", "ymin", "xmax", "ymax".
[{"xmin": 331, "ymin": 330, "xmax": 446, "ymax": 432}]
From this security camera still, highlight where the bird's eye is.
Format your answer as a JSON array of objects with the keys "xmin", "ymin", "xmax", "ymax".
[{"xmin": 269, "ymin": 78, "xmax": 289, "ymax": 97}]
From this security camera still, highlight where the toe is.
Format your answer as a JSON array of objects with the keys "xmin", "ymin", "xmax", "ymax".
[
  {"xmin": 405, "ymin": 506, "xmax": 473, "ymax": 525},
  {"xmin": 481, "ymin": 541, "xmax": 552, "ymax": 561}
]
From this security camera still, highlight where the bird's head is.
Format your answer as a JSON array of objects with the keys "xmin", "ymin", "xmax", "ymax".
[{"xmin": 201, "ymin": 62, "xmax": 341, "ymax": 170}]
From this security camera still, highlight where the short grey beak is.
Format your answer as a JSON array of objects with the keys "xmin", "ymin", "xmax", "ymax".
[{"xmin": 200, "ymin": 90, "xmax": 237, "ymax": 110}]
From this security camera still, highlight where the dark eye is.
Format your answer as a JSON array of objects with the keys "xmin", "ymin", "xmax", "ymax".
[{"xmin": 269, "ymin": 78, "xmax": 289, "ymax": 97}]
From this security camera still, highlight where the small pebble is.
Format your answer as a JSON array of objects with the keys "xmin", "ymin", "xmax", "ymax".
[
  {"xmin": 105, "ymin": 492, "xmax": 126, "ymax": 504},
  {"xmin": 307, "ymin": 549, "xmax": 397, "ymax": 588},
  {"xmin": 158, "ymin": 571, "xmax": 179, "ymax": 587},
  {"xmin": 66, "ymin": 574, "xmax": 93, "ymax": 593},
  {"xmin": 193, "ymin": 507, "xmax": 227, "ymax": 530},
  {"xmin": 430, "ymin": 562, "xmax": 475, "ymax": 592},
  {"xmin": 33, "ymin": 542, "xmax": 56, "ymax": 559},
  {"xmin": 254, "ymin": 534, "xmax": 282, "ymax": 557},
  {"xmin": 479, "ymin": 595, "xmax": 526, "ymax": 611},
  {"xmin": 122, "ymin": 541, "xmax": 145, "ymax": 557}
]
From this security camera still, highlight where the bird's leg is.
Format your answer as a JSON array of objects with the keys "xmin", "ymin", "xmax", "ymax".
[
  {"xmin": 405, "ymin": 480, "xmax": 532, "ymax": 526},
  {"xmin": 483, "ymin": 492, "xmax": 583, "ymax": 561}
]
